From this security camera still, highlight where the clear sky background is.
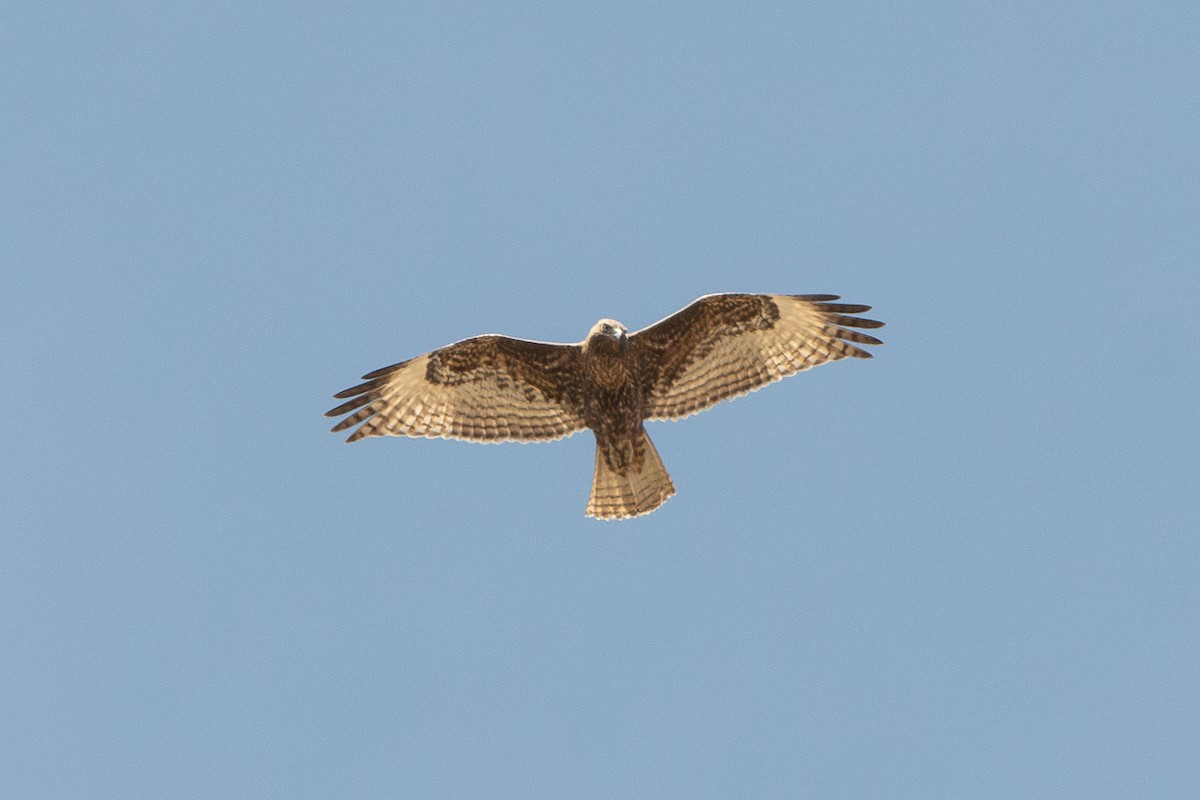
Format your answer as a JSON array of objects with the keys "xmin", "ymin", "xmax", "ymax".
[{"xmin": 3, "ymin": 2, "xmax": 1197, "ymax": 798}]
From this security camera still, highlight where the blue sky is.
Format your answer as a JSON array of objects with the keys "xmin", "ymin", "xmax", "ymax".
[{"xmin": 3, "ymin": 2, "xmax": 1197, "ymax": 797}]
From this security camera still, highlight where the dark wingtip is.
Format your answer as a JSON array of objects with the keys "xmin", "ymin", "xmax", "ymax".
[
  {"xmin": 361, "ymin": 360, "xmax": 408, "ymax": 380},
  {"xmin": 326, "ymin": 398, "xmax": 367, "ymax": 419},
  {"xmin": 332, "ymin": 377, "xmax": 387, "ymax": 399},
  {"xmin": 818, "ymin": 303, "xmax": 873, "ymax": 314},
  {"xmin": 845, "ymin": 316, "xmax": 885, "ymax": 329},
  {"xmin": 836, "ymin": 328, "xmax": 884, "ymax": 346}
]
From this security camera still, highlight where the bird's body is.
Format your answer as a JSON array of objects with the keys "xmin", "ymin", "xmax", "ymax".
[
  {"xmin": 326, "ymin": 293, "xmax": 883, "ymax": 519},
  {"xmin": 575, "ymin": 320, "xmax": 674, "ymax": 517}
]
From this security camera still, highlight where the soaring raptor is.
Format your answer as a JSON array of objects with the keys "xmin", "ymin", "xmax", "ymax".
[{"xmin": 326, "ymin": 293, "xmax": 883, "ymax": 519}]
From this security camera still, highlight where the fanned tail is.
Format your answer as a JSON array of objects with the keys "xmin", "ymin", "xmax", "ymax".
[{"xmin": 586, "ymin": 429, "xmax": 676, "ymax": 520}]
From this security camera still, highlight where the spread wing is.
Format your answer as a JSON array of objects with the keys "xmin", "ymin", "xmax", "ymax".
[
  {"xmin": 326, "ymin": 335, "xmax": 588, "ymax": 443},
  {"xmin": 631, "ymin": 293, "xmax": 884, "ymax": 421}
]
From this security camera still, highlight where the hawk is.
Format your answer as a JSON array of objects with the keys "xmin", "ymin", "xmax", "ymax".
[{"xmin": 326, "ymin": 293, "xmax": 883, "ymax": 519}]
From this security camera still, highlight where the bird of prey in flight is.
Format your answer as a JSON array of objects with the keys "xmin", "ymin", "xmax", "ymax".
[{"xmin": 326, "ymin": 293, "xmax": 883, "ymax": 519}]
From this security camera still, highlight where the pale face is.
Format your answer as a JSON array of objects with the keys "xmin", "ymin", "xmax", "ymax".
[{"xmin": 587, "ymin": 319, "xmax": 628, "ymax": 340}]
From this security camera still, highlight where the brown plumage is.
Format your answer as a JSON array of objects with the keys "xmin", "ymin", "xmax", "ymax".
[{"xmin": 326, "ymin": 293, "xmax": 884, "ymax": 519}]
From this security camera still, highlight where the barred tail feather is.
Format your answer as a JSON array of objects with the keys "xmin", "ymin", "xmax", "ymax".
[{"xmin": 586, "ymin": 430, "xmax": 676, "ymax": 520}]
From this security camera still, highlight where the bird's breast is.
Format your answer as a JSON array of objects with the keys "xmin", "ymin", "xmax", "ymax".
[
  {"xmin": 586, "ymin": 354, "xmax": 630, "ymax": 390},
  {"xmin": 581, "ymin": 351, "xmax": 642, "ymax": 432}
]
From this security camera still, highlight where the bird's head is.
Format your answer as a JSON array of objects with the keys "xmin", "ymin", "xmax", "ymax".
[{"xmin": 584, "ymin": 318, "xmax": 628, "ymax": 350}]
